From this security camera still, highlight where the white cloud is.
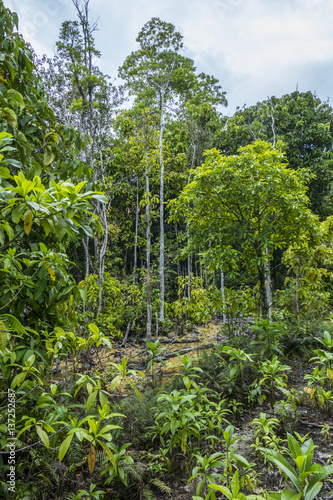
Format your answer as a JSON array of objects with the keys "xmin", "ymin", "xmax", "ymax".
[{"xmin": 3, "ymin": 0, "xmax": 333, "ymax": 113}]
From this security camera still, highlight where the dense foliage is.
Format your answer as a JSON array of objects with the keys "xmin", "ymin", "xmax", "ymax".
[{"xmin": 1, "ymin": 1, "xmax": 333, "ymax": 499}]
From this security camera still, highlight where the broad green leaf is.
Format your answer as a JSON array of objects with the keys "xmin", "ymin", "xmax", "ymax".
[
  {"xmin": 287, "ymin": 433, "xmax": 302, "ymax": 460},
  {"xmin": 88, "ymin": 323, "xmax": 99, "ymax": 336},
  {"xmin": 59, "ymin": 433, "xmax": 74, "ymax": 461},
  {"xmin": 12, "ymin": 204, "xmax": 25, "ymax": 223},
  {"xmin": 304, "ymin": 482, "xmax": 322, "ymax": 500},
  {"xmin": 36, "ymin": 425, "xmax": 49, "ymax": 449},
  {"xmin": 110, "ymin": 375, "xmax": 122, "ymax": 391},
  {"xmin": 0, "ymin": 321, "xmax": 8, "ymax": 352},
  {"xmin": 86, "ymin": 390, "xmax": 98, "ymax": 410},
  {"xmin": 44, "ymin": 146, "xmax": 55, "ymax": 166},
  {"xmin": 0, "ymin": 166, "xmax": 11, "ymax": 178},
  {"xmin": 3, "ymin": 107, "xmax": 17, "ymax": 129},
  {"xmin": 11, "ymin": 371, "xmax": 27, "ymax": 389}
]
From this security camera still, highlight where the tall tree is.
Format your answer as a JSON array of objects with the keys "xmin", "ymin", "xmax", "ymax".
[
  {"xmin": 119, "ymin": 17, "xmax": 197, "ymax": 321},
  {"xmin": 170, "ymin": 140, "xmax": 319, "ymax": 318},
  {"xmin": 37, "ymin": 0, "xmax": 121, "ymax": 312},
  {"xmin": 220, "ymin": 91, "xmax": 333, "ymax": 218},
  {"xmin": 113, "ymin": 107, "xmax": 159, "ymax": 338},
  {"xmin": 0, "ymin": 0, "xmax": 106, "ymax": 381}
]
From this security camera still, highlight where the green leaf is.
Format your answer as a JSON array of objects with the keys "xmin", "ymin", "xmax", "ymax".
[
  {"xmin": 36, "ymin": 425, "xmax": 49, "ymax": 449},
  {"xmin": 295, "ymin": 455, "xmax": 306, "ymax": 473},
  {"xmin": 0, "ymin": 321, "xmax": 8, "ymax": 352},
  {"xmin": 88, "ymin": 323, "xmax": 99, "ymax": 336},
  {"xmin": 34, "ymin": 280, "xmax": 47, "ymax": 301},
  {"xmin": 3, "ymin": 107, "xmax": 17, "ymax": 129},
  {"xmin": 1, "ymin": 314, "xmax": 25, "ymax": 333},
  {"xmin": 0, "ymin": 166, "xmax": 11, "ymax": 178},
  {"xmin": 86, "ymin": 390, "xmax": 98, "ymax": 410},
  {"xmin": 304, "ymin": 482, "xmax": 323, "ymax": 500},
  {"xmin": 99, "ymin": 391, "xmax": 109, "ymax": 408},
  {"xmin": 11, "ymin": 371, "xmax": 27, "ymax": 389},
  {"xmin": 287, "ymin": 433, "xmax": 302, "ymax": 460},
  {"xmin": 79, "ymin": 289, "xmax": 87, "ymax": 302},
  {"xmin": 44, "ymin": 146, "xmax": 55, "ymax": 166},
  {"xmin": 12, "ymin": 204, "xmax": 25, "ymax": 223},
  {"xmin": 99, "ymin": 441, "xmax": 117, "ymax": 471},
  {"xmin": 59, "ymin": 433, "xmax": 74, "ymax": 461},
  {"xmin": 8, "ymin": 89, "xmax": 25, "ymax": 110},
  {"xmin": 127, "ymin": 379, "xmax": 142, "ymax": 402},
  {"xmin": 110, "ymin": 375, "xmax": 122, "ymax": 391},
  {"xmin": 230, "ymin": 470, "xmax": 240, "ymax": 496},
  {"xmin": 258, "ymin": 448, "xmax": 302, "ymax": 491}
]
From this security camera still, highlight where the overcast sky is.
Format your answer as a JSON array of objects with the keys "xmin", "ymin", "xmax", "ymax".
[{"xmin": 4, "ymin": 0, "xmax": 333, "ymax": 115}]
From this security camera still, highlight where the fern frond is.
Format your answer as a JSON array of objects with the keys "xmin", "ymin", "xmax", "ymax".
[
  {"xmin": 96, "ymin": 448, "xmax": 107, "ymax": 462},
  {"xmin": 143, "ymin": 485, "xmax": 156, "ymax": 500},
  {"xmin": 64, "ymin": 493, "xmax": 76, "ymax": 500},
  {"xmin": 125, "ymin": 462, "xmax": 144, "ymax": 483},
  {"xmin": 37, "ymin": 474, "xmax": 53, "ymax": 488},
  {"xmin": 150, "ymin": 478, "xmax": 172, "ymax": 495}
]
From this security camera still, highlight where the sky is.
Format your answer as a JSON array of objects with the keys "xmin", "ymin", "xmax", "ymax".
[{"xmin": 4, "ymin": 0, "xmax": 333, "ymax": 115}]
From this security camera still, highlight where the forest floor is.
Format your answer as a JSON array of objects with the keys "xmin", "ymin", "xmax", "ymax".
[
  {"xmin": 151, "ymin": 352, "xmax": 333, "ymax": 499},
  {"xmin": 51, "ymin": 321, "xmax": 333, "ymax": 499}
]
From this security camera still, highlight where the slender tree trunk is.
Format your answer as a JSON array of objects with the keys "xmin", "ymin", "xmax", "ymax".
[
  {"xmin": 133, "ymin": 177, "xmax": 139, "ymax": 283},
  {"xmin": 295, "ymin": 274, "xmax": 299, "ymax": 314},
  {"xmin": 121, "ymin": 320, "xmax": 132, "ymax": 347},
  {"xmin": 145, "ymin": 140, "xmax": 152, "ymax": 340},
  {"xmin": 97, "ymin": 151, "xmax": 108, "ymax": 314},
  {"xmin": 175, "ymin": 224, "xmax": 181, "ymax": 278},
  {"xmin": 123, "ymin": 246, "xmax": 128, "ymax": 275},
  {"xmin": 155, "ymin": 312, "xmax": 159, "ymax": 340},
  {"xmin": 213, "ymin": 271, "xmax": 217, "ymax": 324},
  {"xmin": 221, "ymin": 269, "xmax": 226, "ymax": 324},
  {"xmin": 186, "ymin": 164, "xmax": 194, "ymax": 304},
  {"xmin": 159, "ymin": 90, "xmax": 165, "ymax": 321},
  {"xmin": 270, "ymin": 98, "xmax": 276, "ymax": 148},
  {"xmin": 83, "ymin": 236, "xmax": 90, "ymax": 278},
  {"xmin": 259, "ymin": 269, "xmax": 267, "ymax": 319},
  {"xmin": 264, "ymin": 250, "xmax": 272, "ymax": 323},
  {"xmin": 187, "ymin": 252, "xmax": 191, "ymax": 302},
  {"xmin": 184, "ymin": 272, "xmax": 187, "ymax": 322}
]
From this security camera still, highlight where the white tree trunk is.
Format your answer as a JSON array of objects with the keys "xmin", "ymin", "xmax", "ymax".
[
  {"xmin": 159, "ymin": 90, "xmax": 165, "ymax": 321},
  {"xmin": 83, "ymin": 236, "xmax": 90, "ymax": 279},
  {"xmin": 97, "ymin": 151, "xmax": 108, "ymax": 314},
  {"xmin": 264, "ymin": 248, "xmax": 273, "ymax": 323},
  {"xmin": 145, "ymin": 141, "xmax": 152, "ymax": 339},
  {"xmin": 221, "ymin": 269, "xmax": 226, "ymax": 324},
  {"xmin": 133, "ymin": 177, "xmax": 139, "ymax": 283},
  {"xmin": 187, "ymin": 252, "xmax": 191, "ymax": 303}
]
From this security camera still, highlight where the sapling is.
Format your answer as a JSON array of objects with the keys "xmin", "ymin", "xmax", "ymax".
[
  {"xmin": 260, "ymin": 433, "xmax": 333, "ymax": 500},
  {"xmin": 256, "ymin": 357, "xmax": 291, "ymax": 413},
  {"xmin": 145, "ymin": 339, "xmax": 166, "ymax": 387}
]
